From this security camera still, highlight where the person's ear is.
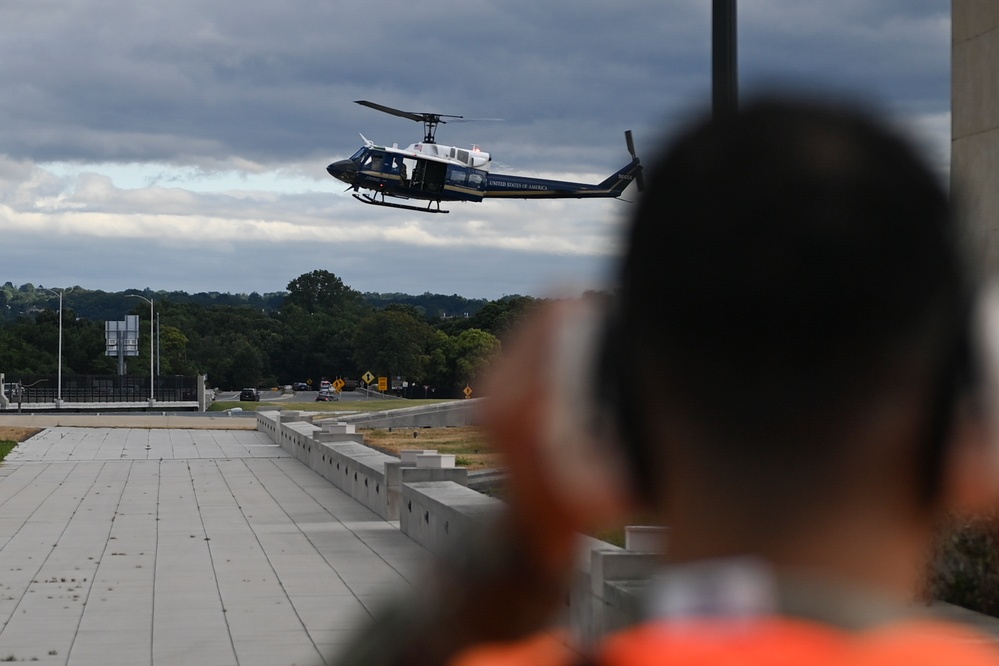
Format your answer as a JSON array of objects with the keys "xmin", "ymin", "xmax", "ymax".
[
  {"xmin": 940, "ymin": 400, "xmax": 999, "ymax": 514},
  {"xmin": 944, "ymin": 285, "xmax": 999, "ymax": 514}
]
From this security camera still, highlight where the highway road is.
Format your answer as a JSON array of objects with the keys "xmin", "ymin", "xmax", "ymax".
[{"xmin": 213, "ymin": 389, "xmax": 374, "ymax": 404}]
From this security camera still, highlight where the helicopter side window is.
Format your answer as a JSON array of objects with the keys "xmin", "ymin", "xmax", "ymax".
[
  {"xmin": 467, "ymin": 171, "xmax": 484, "ymax": 189},
  {"xmin": 394, "ymin": 157, "xmax": 409, "ymax": 183},
  {"xmin": 447, "ymin": 167, "xmax": 467, "ymax": 186}
]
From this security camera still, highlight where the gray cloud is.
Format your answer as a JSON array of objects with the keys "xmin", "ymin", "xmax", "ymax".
[
  {"xmin": 0, "ymin": 227, "xmax": 616, "ymax": 300},
  {"xmin": 1, "ymin": 2, "xmax": 948, "ymax": 164},
  {"xmin": 0, "ymin": 1, "xmax": 951, "ymax": 297}
]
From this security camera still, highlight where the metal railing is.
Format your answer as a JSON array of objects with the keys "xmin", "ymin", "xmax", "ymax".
[{"xmin": 3, "ymin": 374, "xmax": 199, "ymax": 404}]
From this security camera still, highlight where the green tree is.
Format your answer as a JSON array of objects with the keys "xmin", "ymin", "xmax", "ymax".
[
  {"xmin": 285, "ymin": 270, "xmax": 363, "ymax": 316},
  {"xmin": 272, "ymin": 302, "xmax": 359, "ymax": 383},
  {"xmin": 423, "ymin": 328, "xmax": 500, "ymax": 396},
  {"xmin": 453, "ymin": 328, "xmax": 501, "ymax": 382},
  {"xmin": 436, "ymin": 295, "xmax": 541, "ymax": 338},
  {"xmin": 158, "ymin": 325, "xmax": 195, "ymax": 375},
  {"xmin": 352, "ymin": 309, "xmax": 435, "ymax": 381}
]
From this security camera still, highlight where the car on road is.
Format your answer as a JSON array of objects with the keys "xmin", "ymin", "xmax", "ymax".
[
  {"xmin": 292, "ymin": 382, "xmax": 309, "ymax": 391},
  {"xmin": 315, "ymin": 391, "xmax": 338, "ymax": 402},
  {"xmin": 239, "ymin": 388, "xmax": 260, "ymax": 401}
]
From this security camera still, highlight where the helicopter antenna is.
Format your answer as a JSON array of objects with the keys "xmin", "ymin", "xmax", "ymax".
[{"xmin": 355, "ymin": 100, "xmax": 464, "ymax": 144}]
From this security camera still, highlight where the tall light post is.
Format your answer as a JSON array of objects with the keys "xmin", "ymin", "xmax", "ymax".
[
  {"xmin": 125, "ymin": 294, "xmax": 155, "ymax": 406},
  {"xmin": 42, "ymin": 288, "xmax": 67, "ymax": 407},
  {"xmin": 712, "ymin": 0, "xmax": 738, "ymax": 120}
]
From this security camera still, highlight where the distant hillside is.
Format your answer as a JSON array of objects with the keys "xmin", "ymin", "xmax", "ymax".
[
  {"xmin": 1, "ymin": 282, "xmax": 492, "ymax": 323},
  {"xmin": 0, "ymin": 283, "xmax": 286, "ymax": 322},
  {"xmin": 0, "ymin": 271, "xmax": 533, "ymax": 396},
  {"xmin": 361, "ymin": 292, "xmax": 490, "ymax": 320}
]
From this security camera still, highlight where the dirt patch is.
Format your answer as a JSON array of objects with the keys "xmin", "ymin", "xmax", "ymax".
[
  {"xmin": 0, "ymin": 427, "xmax": 41, "ymax": 443},
  {"xmin": 360, "ymin": 426, "xmax": 500, "ymax": 469}
]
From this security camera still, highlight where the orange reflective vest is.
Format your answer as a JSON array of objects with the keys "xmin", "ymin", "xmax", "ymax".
[{"xmin": 452, "ymin": 617, "xmax": 999, "ymax": 666}]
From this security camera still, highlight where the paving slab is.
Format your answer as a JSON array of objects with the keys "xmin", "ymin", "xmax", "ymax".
[{"xmin": 0, "ymin": 427, "xmax": 431, "ymax": 665}]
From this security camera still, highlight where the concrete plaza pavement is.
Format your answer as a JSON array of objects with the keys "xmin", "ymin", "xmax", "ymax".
[{"xmin": 0, "ymin": 425, "xmax": 431, "ymax": 665}]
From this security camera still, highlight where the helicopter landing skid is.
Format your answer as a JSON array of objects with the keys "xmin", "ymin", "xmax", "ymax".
[{"xmin": 353, "ymin": 193, "xmax": 450, "ymax": 214}]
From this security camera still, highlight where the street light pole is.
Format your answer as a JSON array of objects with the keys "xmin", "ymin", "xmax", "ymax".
[
  {"xmin": 712, "ymin": 0, "xmax": 738, "ymax": 120},
  {"xmin": 125, "ymin": 294, "xmax": 155, "ymax": 406},
  {"xmin": 42, "ymin": 288, "xmax": 65, "ymax": 407}
]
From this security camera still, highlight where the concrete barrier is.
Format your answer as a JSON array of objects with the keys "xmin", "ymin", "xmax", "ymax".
[
  {"xmin": 399, "ymin": 481, "xmax": 502, "ymax": 556},
  {"xmin": 257, "ymin": 412, "xmax": 468, "ymax": 520},
  {"xmin": 254, "ymin": 410, "xmax": 659, "ymax": 643},
  {"xmin": 334, "ymin": 399, "xmax": 481, "ymax": 428}
]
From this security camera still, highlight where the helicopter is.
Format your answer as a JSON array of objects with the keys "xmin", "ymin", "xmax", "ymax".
[{"xmin": 326, "ymin": 100, "xmax": 644, "ymax": 214}]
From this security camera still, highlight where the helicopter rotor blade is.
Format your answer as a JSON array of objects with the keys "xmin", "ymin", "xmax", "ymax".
[
  {"xmin": 625, "ymin": 130, "xmax": 646, "ymax": 192},
  {"xmin": 355, "ymin": 100, "xmax": 425, "ymax": 123},
  {"xmin": 355, "ymin": 100, "xmax": 464, "ymax": 123},
  {"xmin": 448, "ymin": 117, "xmax": 504, "ymax": 124}
]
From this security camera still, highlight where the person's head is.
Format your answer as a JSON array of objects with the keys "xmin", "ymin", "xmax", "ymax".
[{"xmin": 613, "ymin": 97, "xmax": 988, "ymax": 542}]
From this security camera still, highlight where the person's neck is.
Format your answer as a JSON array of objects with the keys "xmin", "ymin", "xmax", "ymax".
[{"xmin": 663, "ymin": 499, "xmax": 930, "ymax": 601}]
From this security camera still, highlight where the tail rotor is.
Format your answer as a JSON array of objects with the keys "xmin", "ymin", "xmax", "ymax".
[{"xmin": 625, "ymin": 130, "xmax": 645, "ymax": 192}]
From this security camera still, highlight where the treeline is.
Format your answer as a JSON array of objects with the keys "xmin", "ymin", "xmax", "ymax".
[
  {"xmin": 0, "ymin": 281, "xmax": 488, "ymax": 322},
  {"xmin": 0, "ymin": 271, "xmax": 539, "ymax": 397}
]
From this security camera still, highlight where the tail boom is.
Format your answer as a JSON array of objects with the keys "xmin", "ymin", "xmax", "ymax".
[{"xmin": 483, "ymin": 158, "xmax": 642, "ymax": 200}]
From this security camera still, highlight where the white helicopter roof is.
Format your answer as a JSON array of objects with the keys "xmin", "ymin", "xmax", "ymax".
[{"xmin": 363, "ymin": 135, "xmax": 492, "ymax": 171}]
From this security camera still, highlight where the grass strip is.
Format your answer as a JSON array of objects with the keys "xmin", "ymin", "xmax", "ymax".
[{"xmin": 0, "ymin": 441, "xmax": 17, "ymax": 462}]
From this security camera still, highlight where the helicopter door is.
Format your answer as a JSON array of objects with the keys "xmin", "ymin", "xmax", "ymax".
[{"xmin": 411, "ymin": 159, "xmax": 447, "ymax": 194}]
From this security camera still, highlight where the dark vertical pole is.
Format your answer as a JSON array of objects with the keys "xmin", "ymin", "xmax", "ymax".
[
  {"xmin": 712, "ymin": 0, "xmax": 738, "ymax": 119},
  {"xmin": 117, "ymin": 329, "xmax": 125, "ymax": 377}
]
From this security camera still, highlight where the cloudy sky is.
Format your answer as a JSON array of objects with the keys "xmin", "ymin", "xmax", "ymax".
[{"xmin": 0, "ymin": 1, "xmax": 950, "ymax": 299}]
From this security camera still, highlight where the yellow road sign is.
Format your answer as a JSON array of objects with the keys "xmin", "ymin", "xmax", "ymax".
[
  {"xmin": 377, "ymin": 377, "xmax": 388, "ymax": 391},
  {"xmin": 362, "ymin": 371, "xmax": 375, "ymax": 384},
  {"xmin": 463, "ymin": 386, "xmax": 473, "ymax": 398},
  {"xmin": 332, "ymin": 378, "xmax": 345, "ymax": 390}
]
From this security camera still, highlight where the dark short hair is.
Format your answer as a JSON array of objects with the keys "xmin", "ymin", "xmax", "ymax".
[{"xmin": 616, "ymin": 98, "xmax": 964, "ymax": 503}]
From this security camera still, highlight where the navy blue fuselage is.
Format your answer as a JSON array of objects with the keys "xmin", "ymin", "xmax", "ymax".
[{"xmin": 327, "ymin": 145, "xmax": 641, "ymax": 208}]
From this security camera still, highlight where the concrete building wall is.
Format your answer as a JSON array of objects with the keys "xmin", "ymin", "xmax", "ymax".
[{"xmin": 953, "ymin": 1, "xmax": 999, "ymax": 271}]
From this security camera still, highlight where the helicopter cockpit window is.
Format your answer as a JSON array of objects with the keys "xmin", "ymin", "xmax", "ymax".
[{"xmin": 349, "ymin": 148, "xmax": 366, "ymax": 163}]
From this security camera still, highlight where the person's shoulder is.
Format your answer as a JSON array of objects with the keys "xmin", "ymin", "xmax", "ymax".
[
  {"xmin": 449, "ymin": 631, "xmax": 580, "ymax": 666},
  {"xmin": 596, "ymin": 617, "xmax": 999, "ymax": 666},
  {"xmin": 853, "ymin": 619, "xmax": 999, "ymax": 665},
  {"xmin": 443, "ymin": 617, "xmax": 999, "ymax": 666}
]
